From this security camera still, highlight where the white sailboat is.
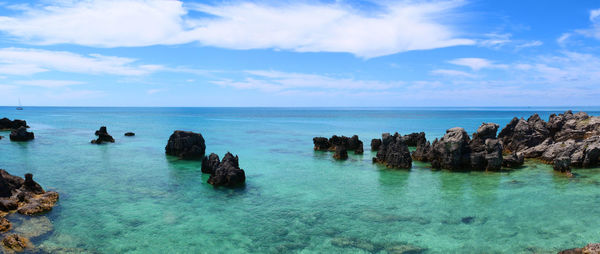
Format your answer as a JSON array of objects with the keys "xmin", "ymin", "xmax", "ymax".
[{"xmin": 16, "ymin": 98, "xmax": 23, "ymax": 110}]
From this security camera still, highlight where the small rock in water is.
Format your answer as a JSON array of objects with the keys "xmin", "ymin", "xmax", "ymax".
[
  {"xmin": 207, "ymin": 152, "xmax": 246, "ymax": 187},
  {"xmin": 165, "ymin": 130, "xmax": 206, "ymax": 160},
  {"xmin": 0, "ymin": 217, "xmax": 11, "ymax": 232},
  {"xmin": 91, "ymin": 126, "xmax": 115, "ymax": 144},
  {"xmin": 9, "ymin": 126, "xmax": 34, "ymax": 142},
  {"xmin": 333, "ymin": 146, "xmax": 348, "ymax": 160},
  {"xmin": 124, "ymin": 132, "xmax": 135, "ymax": 136},
  {"xmin": 461, "ymin": 216, "xmax": 475, "ymax": 224}
]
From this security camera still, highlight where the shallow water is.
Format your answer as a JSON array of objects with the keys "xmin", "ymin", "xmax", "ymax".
[{"xmin": 1, "ymin": 107, "xmax": 600, "ymax": 253}]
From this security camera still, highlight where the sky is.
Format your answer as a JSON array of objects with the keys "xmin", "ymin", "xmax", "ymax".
[{"xmin": 0, "ymin": 0, "xmax": 599, "ymax": 107}]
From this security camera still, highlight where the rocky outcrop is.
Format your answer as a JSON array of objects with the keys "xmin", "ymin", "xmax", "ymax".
[
  {"xmin": 9, "ymin": 127, "xmax": 34, "ymax": 142},
  {"xmin": 0, "ymin": 170, "xmax": 59, "ymax": 215},
  {"xmin": 370, "ymin": 139, "xmax": 381, "ymax": 151},
  {"xmin": 427, "ymin": 127, "xmax": 472, "ymax": 170},
  {"xmin": 165, "ymin": 131, "xmax": 206, "ymax": 160},
  {"xmin": 312, "ymin": 135, "xmax": 364, "ymax": 159},
  {"xmin": 401, "ymin": 132, "xmax": 426, "ymax": 146},
  {"xmin": 372, "ymin": 133, "xmax": 412, "ymax": 169},
  {"xmin": 91, "ymin": 126, "xmax": 115, "ymax": 144},
  {"xmin": 0, "ymin": 118, "xmax": 28, "ymax": 130},
  {"xmin": 502, "ymin": 153, "xmax": 524, "ymax": 168},
  {"xmin": 2, "ymin": 234, "xmax": 30, "ymax": 252},
  {"xmin": 499, "ymin": 111, "xmax": 600, "ymax": 172},
  {"xmin": 207, "ymin": 152, "xmax": 246, "ymax": 187},
  {"xmin": 201, "ymin": 153, "xmax": 220, "ymax": 174},
  {"xmin": 559, "ymin": 243, "xmax": 600, "ymax": 254},
  {"xmin": 333, "ymin": 146, "xmax": 348, "ymax": 160},
  {"xmin": 124, "ymin": 132, "xmax": 135, "ymax": 136}
]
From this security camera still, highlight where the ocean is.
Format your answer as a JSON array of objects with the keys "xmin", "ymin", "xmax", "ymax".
[{"xmin": 1, "ymin": 107, "xmax": 600, "ymax": 253}]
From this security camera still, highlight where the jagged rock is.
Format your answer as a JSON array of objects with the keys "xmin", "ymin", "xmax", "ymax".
[
  {"xmin": 312, "ymin": 135, "xmax": 364, "ymax": 156},
  {"xmin": 412, "ymin": 140, "xmax": 431, "ymax": 161},
  {"xmin": 402, "ymin": 132, "xmax": 426, "ymax": 146},
  {"xmin": 502, "ymin": 153, "xmax": 524, "ymax": 168},
  {"xmin": 207, "ymin": 152, "xmax": 246, "ymax": 187},
  {"xmin": 499, "ymin": 114, "xmax": 550, "ymax": 153},
  {"xmin": 333, "ymin": 146, "xmax": 348, "ymax": 160},
  {"xmin": 0, "ymin": 170, "xmax": 24, "ymax": 198},
  {"xmin": 9, "ymin": 127, "xmax": 34, "ymax": 142},
  {"xmin": 201, "ymin": 153, "xmax": 220, "ymax": 174},
  {"xmin": 2, "ymin": 234, "xmax": 30, "ymax": 252},
  {"xmin": 91, "ymin": 126, "xmax": 115, "ymax": 144},
  {"xmin": 370, "ymin": 139, "xmax": 382, "ymax": 151},
  {"xmin": 553, "ymin": 156, "xmax": 571, "ymax": 172},
  {"xmin": 0, "ymin": 170, "xmax": 58, "ymax": 215},
  {"xmin": 313, "ymin": 137, "xmax": 330, "ymax": 150},
  {"xmin": 355, "ymin": 140, "xmax": 364, "ymax": 154},
  {"xmin": 0, "ymin": 118, "xmax": 28, "ymax": 130},
  {"xmin": 165, "ymin": 131, "xmax": 206, "ymax": 160},
  {"xmin": 0, "ymin": 217, "xmax": 11, "ymax": 232},
  {"xmin": 429, "ymin": 128, "xmax": 471, "ymax": 170},
  {"xmin": 373, "ymin": 133, "xmax": 412, "ymax": 169},
  {"xmin": 124, "ymin": 132, "xmax": 135, "ymax": 136},
  {"xmin": 484, "ymin": 139, "xmax": 503, "ymax": 171},
  {"xmin": 17, "ymin": 191, "xmax": 59, "ymax": 215},
  {"xmin": 0, "ymin": 199, "xmax": 18, "ymax": 211}
]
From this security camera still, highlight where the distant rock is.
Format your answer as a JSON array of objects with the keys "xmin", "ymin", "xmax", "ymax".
[
  {"xmin": 124, "ymin": 132, "xmax": 135, "ymax": 136},
  {"xmin": 207, "ymin": 152, "xmax": 246, "ymax": 187},
  {"xmin": 0, "ymin": 118, "xmax": 28, "ymax": 130},
  {"xmin": 91, "ymin": 126, "xmax": 115, "ymax": 144},
  {"xmin": 201, "ymin": 153, "xmax": 220, "ymax": 174},
  {"xmin": 312, "ymin": 134, "xmax": 364, "ymax": 158},
  {"xmin": 9, "ymin": 127, "xmax": 34, "ymax": 142},
  {"xmin": 373, "ymin": 133, "xmax": 412, "ymax": 169},
  {"xmin": 333, "ymin": 146, "xmax": 348, "ymax": 160},
  {"xmin": 370, "ymin": 139, "xmax": 382, "ymax": 151},
  {"xmin": 165, "ymin": 131, "xmax": 206, "ymax": 160}
]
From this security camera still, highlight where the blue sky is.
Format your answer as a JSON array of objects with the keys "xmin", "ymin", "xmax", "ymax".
[{"xmin": 0, "ymin": 0, "xmax": 598, "ymax": 107}]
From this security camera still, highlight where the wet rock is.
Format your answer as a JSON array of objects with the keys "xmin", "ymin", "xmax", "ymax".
[
  {"xmin": 17, "ymin": 191, "xmax": 59, "ymax": 215},
  {"xmin": 124, "ymin": 132, "xmax": 135, "ymax": 136},
  {"xmin": 0, "ymin": 199, "xmax": 18, "ymax": 212},
  {"xmin": 412, "ymin": 140, "xmax": 431, "ymax": 162},
  {"xmin": 0, "ymin": 170, "xmax": 59, "ymax": 215},
  {"xmin": 201, "ymin": 153, "xmax": 220, "ymax": 174},
  {"xmin": 333, "ymin": 146, "xmax": 348, "ymax": 160},
  {"xmin": 9, "ymin": 127, "xmax": 34, "ymax": 142},
  {"xmin": 207, "ymin": 152, "xmax": 246, "ymax": 187},
  {"xmin": 312, "ymin": 137, "xmax": 330, "ymax": 151},
  {"xmin": 91, "ymin": 126, "xmax": 115, "ymax": 144},
  {"xmin": 312, "ymin": 135, "xmax": 364, "ymax": 155},
  {"xmin": 165, "ymin": 131, "xmax": 206, "ymax": 160},
  {"xmin": 2, "ymin": 234, "xmax": 30, "ymax": 252},
  {"xmin": 0, "ymin": 118, "xmax": 28, "ymax": 130},
  {"xmin": 553, "ymin": 156, "xmax": 571, "ymax": 173},
  {"xmin": 373, "ymin": 133, "xmax": 412, "ymax": 169},
  {"xmin": 502, "ymin": 153, "xmax": 524, "ymax": 168},
  {"xmin": 429, "ymin": 128, "xmax": 471, "ymax": 170},
  {"xmin": 0, "ymin": 170, "xmax": 24, "ymax": 198},
  {"xmin": 371, "ymin": 139, "xmax": 382, "ymax": 151},
  {"xmin": 402, "ymin": 132, "xmax": 426, "ymax": 146},
  {"xmin": 559, "ymin": 243, "xmax": 600, "ymax": 254},
  {"xmin": 0, "ymin": 217, "xmax": 11, "ymax": 232}
]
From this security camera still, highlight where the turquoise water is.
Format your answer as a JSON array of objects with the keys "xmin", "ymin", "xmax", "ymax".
[{"xmin": 1, "ymin": 107, "xmax": 600, "ymax": 253}]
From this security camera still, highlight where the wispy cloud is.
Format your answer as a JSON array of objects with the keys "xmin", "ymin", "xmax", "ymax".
[
  {"xmin": 0, "ymin": 0, "xmax": 475, "ymax": 58},
  {"xmin": 448, "ymin": 58, "xmax": 507, "ymax": 71},
  {"xmin": 14, "ymin": 79, "xmax": 84, "ymax": 88},
  {"xmin": 430, "ymin": 69, "xmax": 476, "ymax": 78}
]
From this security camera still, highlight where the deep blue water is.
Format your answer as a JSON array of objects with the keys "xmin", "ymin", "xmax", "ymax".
[{"xmin": 1, "ymin": 107, "xmax": 599, "ymax": 253}]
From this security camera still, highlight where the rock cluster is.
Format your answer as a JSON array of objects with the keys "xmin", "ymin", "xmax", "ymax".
[
  {"xmin": 559, "ymin": 243, "xmax": 600, "ymax": 254},
  {"xmin": 312, "ymin": 135, "xmax": 364, "ymax": 160},
  {"xmin": 372, "ymin": 133, "xmax": 412, "ymax": 169},
  {"xmin": 2, "ymin": 234, "xmax": 30, "ymax": 252},
  {"xmin": 0, "ymin": 118, "xmax": 28, "ymax": 130},
  {"xmin": 370, "ymin": 132, "xmax": 426, "ymax": 151},
  {"xmin": 91, "ymin": 126, "xmax": 115, "ymax": 144},
  {"xmin": 165, "ymin": 131, "xmax": 206, "ymax": 160},
  {"xmin": 203, "ymin": 152, "xmax": 246, "ymax": 187},
  {"xmin": 499, "ymin": 111, "xmax": 600, "ymax": 172},
  {"xmin": 9, "ymin": 127, "xmax": 34, "ymax": 142}
]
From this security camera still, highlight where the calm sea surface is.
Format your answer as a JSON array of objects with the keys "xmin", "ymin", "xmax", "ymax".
[{"xmin": 1, "ymin": 107, "xmax": 600, "ymax": 253}]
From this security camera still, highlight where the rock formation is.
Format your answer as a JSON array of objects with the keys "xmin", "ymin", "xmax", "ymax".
[
  {"xmin": 9, "ymin": 127, "xmax": 34, "ymax": 142},
  {"xmin": 165, "ymin": 131, "xmax": 206, "ymax": 160},
  {"xmin": 333, "ymin": 146, "xmax": 348, "ymax": 160},
  {"xmin": 201, "ymin": 153, "xmax": 221, "ymax": 174},
  {"xmin": 370, "ymin": 139, "xmax": 381, "ymax": 151},
  {"xmin": 91, "ymin": 126, "xmax": 115, "ymax": 144},
  {"xmin": 206, "ymin": 152, "xmax": 246, "ymax": 187},
  {"xmin": 372, "ymin": 133, "xmax": 412, "ymax": 169},
  {"xmin": 401, "ymin": 132, "xmax": 426, "ymax": 146},
  {"xmin": 0, "ymin": 118, "xmax": 28, "ymax": 130},
  {"xmin": 2, "ymin": 234, "xmax": 30, "ymax": 252},
  {"xmin": 559, "ymin": 243, "xmax": 600, "ymax": 254},
  {"xmin": 0, "ymin": 170, "xmax": 59, "ymax": 215},
  {"xmin": 312, "ymin": 135, "xmax": 364, "ymax": 159}
]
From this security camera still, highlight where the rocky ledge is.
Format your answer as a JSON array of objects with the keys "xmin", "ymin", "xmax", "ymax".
[
  {"xmin": 202, "ymin": 152, "xmax": 246, "ymax": 187},
  {"xmin": 313, "ymin": 135, "xmax": 364, "ymax": 160},
  {"xmin": 91, "ymin": 126, "xmax": 115, "ymax": 144},
  {"xmin": 9, "ymin": 127, "xmax": 34, "ymax": 142},
  {"xmin": 165, "ymin": 131, "xmax": 206, "ymax": 160},
  {"xmin": 0, "ymin": 118, "xmax": 28, "ymax": 131}
]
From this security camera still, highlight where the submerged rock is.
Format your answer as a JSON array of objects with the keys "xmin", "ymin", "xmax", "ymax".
[
  {"xmin": 9, "ymin": 127, "xmax": 34, "ymax": 142},
  {"xmin": 124, "ymin": 132, "xmax": 135, "ymax": 136},
  {"xmin": 373, "ymin": 133, "xmax": 412, "ymax": 169},
  {"xmin": 2, "ymin": 234, "xmax": 30, "ymax": 252},
  {"xmin": 207, "ymin": 152, "xmax": 246, "ymax": 187},
  {"xmin": 0, "ymin": 118, "xmax": 28, "ymax": 130},
  {"xmin": 165, "ymin": 131, "xmax": 206, "ymax": 160},
  {"xmin": 91, "ymin": 126, "xmax": 115, "ymax": 144}
]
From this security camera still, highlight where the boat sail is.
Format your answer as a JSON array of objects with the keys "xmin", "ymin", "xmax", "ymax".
[{"xmin": 16, "ymin": 98, "xmax": 23, "ymax": 110}]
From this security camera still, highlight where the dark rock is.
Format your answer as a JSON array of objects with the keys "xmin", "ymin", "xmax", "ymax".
[
  {"xmin": 207, "ymin": 152, "xmax": 246, "ymax": 187},
  {"xmin": 0, "ymin": 118, "xmax": 28, "ymax": 130},
  {"xmin": 412, "ymin": 139, "xmax": 431, "ymax": 161},
  {"xmin": 461, "ymin": 216, "xmax": 475, "ymax": 224},
  {"xmin": 0, "ymin": 217, "xmax": 10, "ymax": 232},
  {"xmin": 373, "ymin": 133, "xmax": 412, "ymax": 169},
  {"xmin": 0, "ymin": 170, "xmax": 58, "ymax": 215},
  {"xmin": 0, "ymin": 170, "xmax": 24, "ymax": 198},
  {"xmin": 498, "ymin": 115, "xmax": 550, "ymax": 153},
  {"xmin": 553, "ymin": 156, "xmax": 571, "ymax": 172},
  {"xmin": 2, "ymin": 234, "xmax": 30, "ymax": 252},
  {"xmin": 313, "ymin": 137, "xmax": 330, "ymax": 151},
  {"xmin": 124, "ymin": 132, "xmax": 135, "ymax": 136},
  {"xmin": 333, "ymin": 146, "xmax": 348, "ymax": 160},
  {"xmin": 313, "ymin": 135, "xmax": 364, "ymax": 154},
  {"xmin": 355, "ymin": 140, "xmax": 364, "ymax": 154},
  {"xmin": 370, "ymin": 139, "xmax": 382, "ymax": 151},
  {"xmin": 0, "ymin": 199, "xmax": 18, "ymax": 211},
  {"xmin": 402, "ymin": 132, "xmax": 426, "ymax": 146},
  {"xmin": 91, "ymin": 126, "xmax": 115, "ymax": 144},
  {"xmin": 21, "ymin": 173, "xmax": 44, "ymax": 194},
  {"xmin": 502, "ymin": 153, "xmax": 524, "ymax": 168},
  {"xmin": 9, "ymin": 127, "xmax": 34, "ymax": 142},
  {"xmin": 201, "ymin": 153, "xmax": 220, "ymax": 174},
  {"xmin": 429, "ymin": 128, "xmax": 471, "ymax": 170},
  {"xmin": 484, "ymin": 139, "xmax": 503, "ymax": 171},
  {"xmin": 165, "ymin": 131, "xmax": 206, "ymax": 160}
]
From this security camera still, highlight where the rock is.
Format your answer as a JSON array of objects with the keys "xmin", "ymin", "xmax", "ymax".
[
  {"xmin": 0, "ymin": 170, "xmax": 24, "ymax": 198},
  {"xmin": 0, "ymin": 217, "xmax": 11, "ymax": 232},
  {"xmin": 498, "ymin": 115, "xmax": 550, "ymax": 153},
  {"xmin": 553, "ymin": 156, "xmax": 571, "ymax": 173},
  {"xmin": 124, "ymin": 132, "xmax": 135, "ymax": 136},
  {"xmin": 502, "ymin": 153, "xmax": 524, "ymax": 168},
  {"xmin": 2, "ymin": 234, "xmax": 30, "ymax": 252},
  {"xmin": 9, "ymin": 127, "xmax": 34, "ymax": 142},
  {"xmin": 559, "ymin": 243, "xmax": 600, "ymax": 254},
  {"xmin": 355, "ymin": 140, "xmax": 364, "ymax": 155},
  {"xmin": 313, "ymin": 137, "xmax": 330, "ymax": 150},
  {"xmin": 484, "ymin": 139, "xmax": 503, "ymax": 171},
  {"xmin": 373, "ymin": 133, "xmax": 412, "ymax": 169},
  {"xmin": 312, "ymin": 135, "xmax": 364, "ymax": 154},
  {"xmin": 17, "ymin": 191, "xmax": 59, "ymax": 215},
  {"xmin": 91, "ymin": 126, "xmax": 115, "ymax": 144},
  {"xmin": 429, "ymin": 128, "xmax": 471, "ymax": 170},
  {"xmin": 20, "ymin": 173, "xmax": 44, "ymax": 195},
  {"xmin": 333, "ymin": 146, "xmax": 348, "ymax": 160},
  {"xmin": 370, "ymin": 139, "xmax": 382, "ymax": 151},
  {"xmin": 0, "ymin": 118, "xmax": 28, "ymax": 130},
  {"xmin": 402, "ymin": 132, "xmax": 426, "ymax": 146},
  {"xmin": 0, "ymin": 199, "xmax": 18, "ymax": 212},
  {"xmin": 165, "ymin": 131, "xmax": 206, "ymax": 160},
  {"xmin": 207, "ymin": 152, "xmax": 246, "ymax": 187},
  {"xmin": 412, "ymin": 140, "xmax": 431, "ymax": 161},
  {"xmin": 0, "ymin": 170, "xmax": 58, "ymax": 215},
  {"xmin": 201, "ymin": 153, "xmax": 220, "ymax": 174}
]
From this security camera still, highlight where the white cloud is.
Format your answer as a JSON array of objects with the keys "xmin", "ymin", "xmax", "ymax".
[
  {"xmin": 591, "ymin": 8, "xmax": 600, "ymax": 22},
  {"xmin": 573, "ymin": 8, "xmax": 600, "ymax": 40},
  {"xmin": 448, "ymin": 58, "xmax": 507, "ymax": 71},
  {"xmin": 430, "ymin": 69, "xmax": 476, "ymax": 78},
  {"xmin": 478, "ymin": 33, "xmax": 512, "ymax": 48},
  {"xmin": 0, "ymin": 0, "xmax": 475, "ymax": 58},
  {"xmin": 146, "ymin": 89, "xmax": 162, "ymax": 94},
  {"xmin": 515, "ymin": 40, "xmax": 542, "ymax": 49},
  {"xmin": 557, "ymin": 33, "xmax": 571, "ymax": 47},
  {"xmin": 14, "ymin": 79, "xmax": 84, "ymax": 88},
  {"xmin": 0, "ymin": 47, "xmax": 161, "ymax": 76}
]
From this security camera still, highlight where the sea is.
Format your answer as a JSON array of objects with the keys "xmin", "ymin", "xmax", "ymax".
[{"xmin": 1, "ymin": 107, "xmax": 600, "ymax": 253}]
